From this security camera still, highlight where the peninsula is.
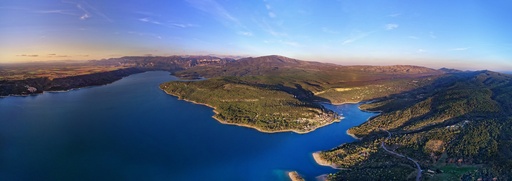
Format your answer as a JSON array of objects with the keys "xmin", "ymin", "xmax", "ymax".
[{"xmin": 159, "ymin": 55, "xmax": 442, "ymax": 133}]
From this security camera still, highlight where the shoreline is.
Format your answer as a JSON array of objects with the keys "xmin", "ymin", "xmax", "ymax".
[
  {"xmin": 1, "ymin": 69, "xmax": 146, "ymax": 98},
  {"xmin": 312, "ymin": 100, "xmax": 383, "ymax": 173},
  {"xmin": 346, "ymin": 130, "xmax": 362, "ymax": 140},
  {"xmin": 1, "ymin": 81, "xmax": 118, "ymax": 98},
  {"xmin": 287, "ymin": 171, "xmax": 305, "ymax": 181},
  {"xmin": 312, "ymin": 152, "xmax": 340, "ymax": 169},
  {"xmin": 329, "ymin": 101, "xmax": 360, "ymax": 105},
  {"xmin": 161, "ymin": 88, "xmax": 344, "ymax": 134},
  {"xmin": 316, "ymin": 174, "xmax": 329, "ymax": 181}
]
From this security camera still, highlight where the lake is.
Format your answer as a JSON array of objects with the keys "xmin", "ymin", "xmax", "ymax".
[{"xmin": 0, "ymin": 71, "xmax": 377, "ymax": 181}]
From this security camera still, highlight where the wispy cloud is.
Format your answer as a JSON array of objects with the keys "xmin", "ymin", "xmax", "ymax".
[
  {"xmin": 171, "ymin": 23, "xmax": 198, "ymax": 28},
  {"xmin": 73, "ymin": 3, "xmax": 90, "ymax": 20},
  {"xmin": 262, "ymin": 40, "xmax": 301, "ymax": 47},
  {"xmin": 429, "ymin": 31, "xmax": 437, "ymax": 39},
  {"xmin": 128, "ymin": 31, "xmax": 162, "ymax": 39},
  {"xmin": 408, "ymin": 36, "xmax": 419, "ymax": 39},
  {"xmin": 322, "ymin": 27, "xmax": 339, "ymax": 34},
  {"xmin": 264, "ymin": 2, "xmax": 276, "ymax": 18},
  {"xmin": 257, "ymin": 18, "xmax": 287, "ymax": 37},
  {"xmin": 385, "ymin": 23, "xmax": 399, "ymax": 30},
  {"xmin": 417, "ymin": 49, "xmax": 427, "ymax": 53},
  {"xmin": 451, "ymin": 47, "xmax": 470, "ymax": 51},
  {"xmin": 186, "ymin": 0, "xmax": 251, "ymax": 35},
  {"xmin": 35, "ymin": 10, "xmax": 78, "ymax": 16},
  {"xmin": 82, "ymin": 1, "xmax": 112, "ymax": 22},
  {"xmin": 342, "ymin": 31, "xmax": 373, "ymax": 45},
  {"xmin": 17, "ymin": 54, "xmax": 39, "ymax": 57},
  {"xmin": 186, "ymin": 0, "xmax": 239, "ymax": 25},
  {"xmin": 138, "ymin": 17, "xmax": 198, "ymax": 29},
  {"xmin": 139, "ymin": 17, "xmax": 162, "ymax": 25},
  {"xmin": 0, "ymin": 6, "xmax": 28, "ymax": 11},
  {"xmin": 268, "ymin": 12, "xmax": 276, "ymax": 18},
  {"xmin": 388, "ymin": 13, "xmax": 401, "ymax": 17},
  {"xmin": 238, "ymin": 31, "xmax": 253, "ymax": 36},
  {"xmin": 279, "ymin": 40, "xmax": 301, "ymax": 47},
  {"xmin": 135, "ymin": 11, "xmax": 161, "ymax": 17},
  {"xmin": 47, "ymin": 54, "xmax": 70, "ymax": 57},
  {"xmin": 60, "ymin": 1, "xmax": 111, "ymax": 22}
]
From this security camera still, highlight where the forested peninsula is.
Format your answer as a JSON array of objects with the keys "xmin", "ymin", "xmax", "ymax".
[{"xmin": 160, "ymin": 55, "xmax": 441, "ymax": 133}]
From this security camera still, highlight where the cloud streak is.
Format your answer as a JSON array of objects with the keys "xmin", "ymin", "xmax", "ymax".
[
  {"xmin": 342, "ymin": 31, "xmax": 374, "ymax": 45},
  {"xmin": 138, "ymin": 17, "xmax": 198, "ymax": 29},
  {"xmin": 186, "ymin": 0, "xmax": 252, "ymax": 36},
  {"xmin": 17, "ymin": 54, "xmax": 39, "ymax": 57},
  {"xmin": 82, "ymin": 1, "xmax": 112, "ymax": 22},
  {"xmin": 451, "ymin": 47, "xmax": 470, "ymax": 51},
  {"xmin": 139, "ymin": 18, "xmax": 162, "ymax": 25},
  {"xmin": 128, "ymin": 31, "xmax": 163, "ymax": 39},
  {"xmin": 385, "ymin": 23, "xmax": 399, "ymax": 30},
  {"xmin": 322, "ymin": 27, "xmax": 339, "ymax": 34},
  {"xmin": 171, "ymin": 23, "xmax": 198, "ymax": 28},
  {"xmin": 388, "ymin": 13, "xmax": 401, "ymax": 17},
  {"xmin": 74, "ymin": 3, "xmax": 90, "ymax": 20},
  {"xmin": 264, "ymin": 2, "xmax": 276, "ymax": 18},
  {"xmin": 46, "ymin": 54, "xmax": 71, "ymax": 57},
  {"xmin": 35, "ymin": 10, "xmax": 78, "ymax": 16},
  {"xmin": 238, "ymin": 31, "xmax": 253, "ymax": 36},
  {"xmin": 186, "ymin": 0, "xmax": 239, "ymax": 25},
  {"xmin": 61, "ymin": 0, "xmax": 112, "ymax": 22},
  {"xmin": 430, "ymin": 31, "xmax": 437, "ymax": 39},
  {"xmin": 280, "ymin": 40, "xmax": 301, "ymax": 47}
]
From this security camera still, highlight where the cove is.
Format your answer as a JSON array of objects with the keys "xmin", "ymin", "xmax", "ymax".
[{"xmin": 0, "ymin": 71, "xmax": 377, "ymax": 181}]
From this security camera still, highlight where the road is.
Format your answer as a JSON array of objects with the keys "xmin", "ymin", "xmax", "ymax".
[{"xmin": 380, "ymin": 129, "xmax": 422, "ymax": 181}]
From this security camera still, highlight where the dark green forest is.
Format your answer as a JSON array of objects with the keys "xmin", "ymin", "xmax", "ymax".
[{"xmin": 320, "ymin": 71, "xmax": 512, "ymax": 180}]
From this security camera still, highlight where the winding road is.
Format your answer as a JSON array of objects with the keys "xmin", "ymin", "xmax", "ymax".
[{"xmin": 380, "ymin": 129, "xmax": 422, "ymax": 181}]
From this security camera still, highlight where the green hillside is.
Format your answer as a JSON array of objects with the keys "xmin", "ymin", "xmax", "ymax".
[
  {"xmin": 318, "ymin": 71, "xmax": 512, "ymax": 180},
  {"xmin": 161, "ymin": 55, "xmax": 442, "ymax": 133}
]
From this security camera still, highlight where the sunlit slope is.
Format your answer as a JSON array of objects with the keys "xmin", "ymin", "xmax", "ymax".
[
  {"xmin": 162, "ymin": 55, "xmax": 444, "ymax": 133},
  {"xmin": 319, "ymin": 71, "xmax": 512, "ymax": 180}
]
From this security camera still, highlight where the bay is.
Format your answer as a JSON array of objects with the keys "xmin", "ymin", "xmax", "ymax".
[{"xmin": 0, "ymin": 71, "xmax": 377, "ymax": 181}]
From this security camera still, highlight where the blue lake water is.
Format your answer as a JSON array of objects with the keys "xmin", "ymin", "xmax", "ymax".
[{"xmin": 0, "ymin": 71, "xmax": 377, "ymax": 181}]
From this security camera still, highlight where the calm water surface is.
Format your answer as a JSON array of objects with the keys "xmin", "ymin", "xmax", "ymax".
[{"xmin": 0, "ymin": 71, "xmax": 377, "ymax": 181}]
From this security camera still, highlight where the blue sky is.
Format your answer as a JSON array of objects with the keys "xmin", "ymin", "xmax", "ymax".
[{"xmin": 1, "ymin": 0, "xmax": 511, "ymax": 70}]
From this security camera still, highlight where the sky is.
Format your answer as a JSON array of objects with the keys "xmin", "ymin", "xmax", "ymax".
[{"xmin": 1, "ymin": 0, "xmax": 511, "ymax": 71}]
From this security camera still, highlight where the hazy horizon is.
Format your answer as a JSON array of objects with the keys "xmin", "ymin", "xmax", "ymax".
[{"xmin": 1, "ymin": 0, "xmax": 511, "ymax": 71}]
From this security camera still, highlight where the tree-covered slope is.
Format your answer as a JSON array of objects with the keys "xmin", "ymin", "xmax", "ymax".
[
  {"xmin": 160, "ymin": 77, "xmax": 339, "ymax": 133},
  {"xmin": 161, "ymin": 55, "xmax": 443, "ymax": 133},
  {"xmin": 318, "ymin": 71, "xmax": 512, "ymax": 180}
]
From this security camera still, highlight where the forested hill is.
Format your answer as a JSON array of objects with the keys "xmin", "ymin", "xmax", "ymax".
[
  {"xmin": 318, "ymin": 70, "xmax": 512, "ymax": 180},
  {"xmin": 161, "ymin": 55, "xmax": 446, "ymax": 133},
  {"xmin": 173, "ymin": 55, "xmax": 445, "ymax": 103}
]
